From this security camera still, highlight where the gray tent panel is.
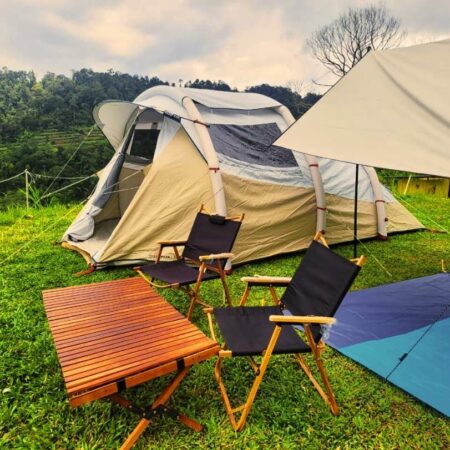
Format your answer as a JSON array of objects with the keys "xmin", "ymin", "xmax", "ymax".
[{"xmin": 209, "ymin": 123, "xmax": 298, "ymax": 168}]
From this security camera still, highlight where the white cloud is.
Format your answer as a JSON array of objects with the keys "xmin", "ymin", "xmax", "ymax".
[
  {"xmin": 0, "ymin": 0, "xmax": 448, "ymax": 92},
  {"xmin": 151, "ymin": 3, "xmax": 329, "ymax": 90},
  {"xmin": 42, "ymin": 8, "xmax": 154, "ymax": 59}
]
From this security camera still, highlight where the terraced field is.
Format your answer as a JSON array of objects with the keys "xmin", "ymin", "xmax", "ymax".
[
  {"xmin": 0, "ymin": 126, "xmax": 109, "ymax": 154},
  {"xmin": 0, "ymin": 127, "xmax": 113, "ymax": 207}
]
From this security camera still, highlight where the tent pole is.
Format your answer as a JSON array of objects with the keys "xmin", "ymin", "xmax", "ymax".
[{"xmin": 353, "ymin": 164, "xmax": 359, "ymax": 258}]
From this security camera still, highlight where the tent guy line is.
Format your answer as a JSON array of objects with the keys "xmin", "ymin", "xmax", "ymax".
[
  {"xmin": 40, "ymin": 125, "xmax": 96, "ymax": 198},
  {"xmin": 325, "ymin": 208, "xmax": 393, "ymax": 277},
  {"xmin": 1, "ymin": 198, "xmax": 90, "ymax": 265},
  {"xmin": 39, "ymin": 175, "xmax": 96, "ymax": 201},
  {"xmin": 0, "ymin": 170, "xmax": 26, "ymax": 184},
  {"xmin": 393, "ymin": 193, "xmax": 449, "ymax": 233}
]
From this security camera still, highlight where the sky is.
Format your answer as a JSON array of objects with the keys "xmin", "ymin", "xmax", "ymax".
[{"xmin": 0, "ymin": 0, "xmax": 449, "ymax": 93}]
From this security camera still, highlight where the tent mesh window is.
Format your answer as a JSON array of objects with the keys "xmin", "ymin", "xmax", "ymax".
[
  {"xmin": 128, "ymin": 129, "xmax": 160, "ymax": 163},
  {"xmin": 209, "ymin": 123, "xmax": 298, "ymax": 168}
]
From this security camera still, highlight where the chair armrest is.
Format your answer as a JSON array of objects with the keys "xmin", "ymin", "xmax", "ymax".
[
  {"xmin": 157, "ymin": 240, "xmax": 187, "ymax": 247},
  {"xmin": 269, "ymin": 315, "xmax": 336, "ymax": 325},
  {"xmin": 199, "ymin": 252, "xmax": 234, "ymax": 261},
  {"xmin": 241, "ymin": 276, "xmax": 292, "ymax": 285}
]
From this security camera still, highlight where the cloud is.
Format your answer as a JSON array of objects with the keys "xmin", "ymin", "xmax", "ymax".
[
  {"xmin": 0, "ymin": 0, "xmax": 448, "ymax": 92},
  {"xmin": 42, "ymin": 8, "xmax": 155, "ymax": 59}
]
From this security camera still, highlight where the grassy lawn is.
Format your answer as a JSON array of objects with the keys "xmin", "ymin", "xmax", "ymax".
[{"xmin": 0, "ymin": 194, "xmax": 449, "ymax": 449}]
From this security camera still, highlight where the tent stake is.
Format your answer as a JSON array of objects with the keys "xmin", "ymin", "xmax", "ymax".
[{"xmin": 353, "ymin": 164, "xmax": 359, "ymax": 258}]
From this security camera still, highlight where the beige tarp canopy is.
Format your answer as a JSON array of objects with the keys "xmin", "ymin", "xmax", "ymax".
[{"xmin": 275, "ymin": 39, "xmax": 450, "ymax": 177}]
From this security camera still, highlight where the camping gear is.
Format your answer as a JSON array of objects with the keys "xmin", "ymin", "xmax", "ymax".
[
  {"xmin": 204, "ymin": 233, "xmax": 365, "ymax": 431},
  {"xmin": 61, "ymin": 86, "xmax": 421, "ymax": 269},
  {"xmin": 274, "ymin": 39, "xmax": 450, "ymax": 257},
  {"xmin": 326, "ymin": 273, "xmax": 450, "ymax": 417},
  {"xmin": 274, "ymin": 38, "xmax": 450, "ymax": 416},
  {"xmin": 136, "ymin": 206, "xmax": 244, "ymax": 319},
  {"xmin": 42, "ymin": 277, "xmax": 219, "ymax": 449},
  {"xmin": 274, "ymin": 39, "xmax": 450, "ymax": 177}
]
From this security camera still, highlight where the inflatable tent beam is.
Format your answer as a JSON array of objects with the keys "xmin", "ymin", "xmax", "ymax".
[
  {"xmin": 276, "ymin": 106, "xmax": 327, "ymax": 233},
  {"xmin": 182, "ymin": 97, "xmax": 227, "ymax": 216},
  {"xmin": 362, "ymin": 166, "xmax": 388, "ymax": 239}
]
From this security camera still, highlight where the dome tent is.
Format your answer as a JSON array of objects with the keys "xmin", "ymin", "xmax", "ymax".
[{"xmin": 62, "ymin": 86, "xmax": 421, "ymax": 268}]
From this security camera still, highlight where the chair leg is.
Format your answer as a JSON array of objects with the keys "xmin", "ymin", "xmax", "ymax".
[
  {"xmin": 269, "ymin": 286, "xmax": 279, "ymax": 305},
  {"xmin": 186, "ymin": 288, "xmax": 198, "ymax": 320},
  {"xmin": 214, "ymin": 326, "xmax": 282, "ymax": 431},
  {"xmin": 314, "ymin": 354, "xmax": 339, "ymax": 415},
  {"xmin": 238, "ymin": 285, "xmax": 251, "ymax": 306},
  {"xmin": 219, "ymin": 270, "xmax": 233, "ymax": 307},
  {"xmin": 294, "ymin": 349, "xmax": 339, "ymax": 415},
  {"xmin": 117, "ymin": 367, "xmax": 202, "ymax": 450},
  {"xmin": 186, "ymin": 264, "xmax": 208, "ymax": 320}
]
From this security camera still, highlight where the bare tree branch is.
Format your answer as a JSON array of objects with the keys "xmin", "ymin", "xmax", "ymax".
[{"xmin": 306, "ymin": 4, "xmax": 407, "ymax": 77}]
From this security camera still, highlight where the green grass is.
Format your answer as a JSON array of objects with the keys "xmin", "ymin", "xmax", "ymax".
[{"xmin": 0, "ymin": 194, "xmax": 449, "ymax": 449}]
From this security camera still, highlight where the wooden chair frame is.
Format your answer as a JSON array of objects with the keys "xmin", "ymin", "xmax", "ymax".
[
  {"xmin": 136, "ymin": 205, "xmax": 244, "ymax": 319},
  {"xmin": 204, "ymin": 232, "xmax": 366, "ymax": 431}
]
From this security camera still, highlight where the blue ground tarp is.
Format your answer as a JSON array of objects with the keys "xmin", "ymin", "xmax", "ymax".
[{"xmin": 326, "ymin": 273, "xmax": 450, "ymax": 416}]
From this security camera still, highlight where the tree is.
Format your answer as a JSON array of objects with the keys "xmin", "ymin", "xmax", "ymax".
[
  {"xmin": 307, "ymin": 5, "xmax": 406, "ymax": 77},
  {"xmin": 184, "ymin": 79, "xmax": 234, "ymax": 91}
]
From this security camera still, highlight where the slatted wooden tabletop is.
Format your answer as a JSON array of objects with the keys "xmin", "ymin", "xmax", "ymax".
[{"xmin": 42, "ymin": 277, "xmax": 218, "ymax": 407}]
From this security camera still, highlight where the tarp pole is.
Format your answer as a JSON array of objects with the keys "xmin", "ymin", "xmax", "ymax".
[{"xmin": 354, "ymin": 164, "xmax": 359, "ymax": 258}]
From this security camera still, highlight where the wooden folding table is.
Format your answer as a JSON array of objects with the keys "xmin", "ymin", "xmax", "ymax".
[{"xmin": 42, "ymin": 277, "xmax": 219, "ymax": 449}]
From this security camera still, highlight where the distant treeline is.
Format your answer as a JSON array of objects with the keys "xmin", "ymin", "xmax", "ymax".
[
  {"xmin": 0, "ymin": 68, "xmax": 321, "ymax": 207},
  {"xmin": 0, "ymin": 68, "xmax": 320, "ymax": 143}
]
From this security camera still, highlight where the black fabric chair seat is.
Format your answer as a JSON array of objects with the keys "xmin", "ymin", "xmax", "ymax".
[
  {"xmin": 214, "ymin": 306, "xmax": 311, "ymax": 356},
  {"xmin": 140, "ymin": 260, "xmax": 220, "ymax": 286}
]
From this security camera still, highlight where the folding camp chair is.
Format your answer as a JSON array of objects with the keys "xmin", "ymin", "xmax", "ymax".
[
  {"xmin": 204, "ymin": 232, "xmax": 366, "ymax": 431},
  {"xmin": 136, "ymin": 205, "xmax": 244, "ymax": 319}
]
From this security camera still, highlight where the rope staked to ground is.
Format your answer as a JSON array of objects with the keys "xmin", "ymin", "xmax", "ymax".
[
  {"xmin": 0, "ymin": 170, "xmax": 26, "ymax": 184},
  {"xmin": 39, "ymin": 175, "xmax": 96, "ymax": 201},
  {"xmin": 40, "ymin": 125, "xmax": 96, "ymax": 198},
  {"xmin": 394, "ymin": 193, "xmax": 449, "ymax": 233}
]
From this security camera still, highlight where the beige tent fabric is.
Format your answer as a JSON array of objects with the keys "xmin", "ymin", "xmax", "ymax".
[
  {"xmin": 222, "ymin": 173, "xmax": 317, "ymax": 262},
  {"xmin": 95, "ymin": 157, "xmax": 422, "ymax": 265},
  {"xmin": 71, "ymin": 219, "xmax": 119, "ymax": 257},
  {"xmin": 274, "ymin": 39, "xmax": 450, "ymax": 177},
  {"xmin": 324, "ymin": 194, "xmax": 423, "ymax": 244},
  {"xmin": 94, "ymin": 194, "xmax": 120, "ymax": 223},
  {"xmin": 386, "ymin": 201, "xmax": 423, "ymax": 233},
  {"xmin": 97, "ymin": 128, "xmax": 214, "ymax": 263},
  {"xmin": 117, "ymin": 166, "xmax": 145, "ymax": 215},
  {"xmin": 99, "ymin": 160, "xmax": 319, "ymax": 264},
  {"xmin": 65, "ymin": 128, "xmax": 423, "ymax": 265}
]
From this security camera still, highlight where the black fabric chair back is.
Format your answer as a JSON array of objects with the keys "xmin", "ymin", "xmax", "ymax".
[
  {"xmin": 182, "ymin": 212, "xmax": 242, "ymax": 266},
  {"xmin": 281, "ymin": 240, "xmax": 361, "ymax": 339}
]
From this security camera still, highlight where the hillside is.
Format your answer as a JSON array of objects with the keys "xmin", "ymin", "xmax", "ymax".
[
  {"xmin": 0, "ymin": 127, "xmax": 113, "ymax": 207},
  {"xmin": 0, "ymin": 68, "xmax": 321, "ymax": 209}
]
